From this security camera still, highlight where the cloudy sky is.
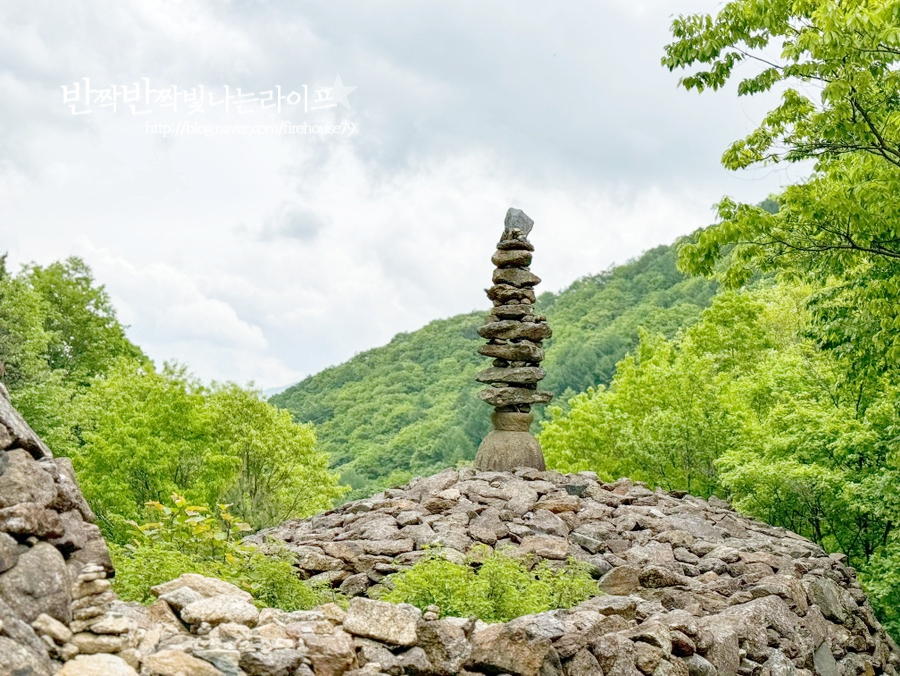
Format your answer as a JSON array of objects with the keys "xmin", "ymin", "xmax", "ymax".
[{"xmin": 0, "ymin": 0, "xmax": 807, "ymax": 390}]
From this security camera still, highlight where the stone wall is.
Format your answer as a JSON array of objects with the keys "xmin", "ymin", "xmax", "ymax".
[{"xmin": 0, "ymin": 384, "xmax": 115, "ymax": 675}]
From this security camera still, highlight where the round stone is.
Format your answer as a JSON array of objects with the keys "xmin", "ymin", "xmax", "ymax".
[{"xmin": 473, "ymin": 431, "xmax": 545, "ymax": 471}]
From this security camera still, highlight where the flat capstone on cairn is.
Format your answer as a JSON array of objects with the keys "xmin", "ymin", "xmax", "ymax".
[{"xmin": 474, "ymin": 207, "xmax": 552, "ymax": 472}]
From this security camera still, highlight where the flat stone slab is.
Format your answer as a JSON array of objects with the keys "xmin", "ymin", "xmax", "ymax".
[
  {"xmin": 478, "ymin": 342, "xmax": 544, "ymax": 363},
  {"xmin": 478, "ymin": 320, "xmax": 551, "ymax": 342},
  {"xmin": 476, "ymin": 366, "xmax": 545, "ymax": 385},
  {"xmin": 493, "ymin": 268, "xmax": 542, "ymax": 288},
  {"xmin": 487, "ymin": 285, "xmax": 536, "ymax": 304},
  {"xmin": 479, "ymin": 387, "xmax": 553, "ymax": 407},
  {"xmin": 492, "ymin": 249, "xmax": 533, "ymax": 267},
  {"xmin": 489, "ymin": 303, "xmax": 535, "ymax": 320},
  {"xmin": 342, "ymin": 597, "xmax": 420, "ymax": 646}
]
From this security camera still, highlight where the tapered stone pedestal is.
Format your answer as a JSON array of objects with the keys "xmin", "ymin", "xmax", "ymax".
[{"xmin": 473, "ymin": 412, "xmax": 546, "ymax": 471}]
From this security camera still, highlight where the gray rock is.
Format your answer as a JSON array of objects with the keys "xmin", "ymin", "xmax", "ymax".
[
  {"xmin": 49, "ymin": 509, "xmax": 89, "ymax": 553},
  {"xmin": 0, "ymin": 394, "xmax": 53, "ymax": 459},
  {"xmin": 697, "ymin": 617, "xmax": 740, "ymax": 676},
  {"xmin": 528, "ymin": 509, "xmax": 570, "ymax": 539},
  {"xmin": 343, "ymin": 597, "xmax": 421, "ymax": 646},
  {"xmin": 0, "ymin": 502, "xmax": 63, "ymax": 538},
  {"xmin": 518, "ymin": 535, "xmax": 569, "ymax": 560},
  {"xmin": 57, "ymin": 653, "xmax": 139, "ymax": 675},
  {"xmin": 0, "ymin": 635, "xmax": 53, "ymax": 676},
  {"xmin": 478, "ymin": 386, "xmax": 553, "ymax": 407},
  {"xmin": 599, "ymin": 566, "xmax": 641, "ymax": 595},
  {"xmin": 194, "ymin": 649, "xmax": 242, "ymax": 676},
  {"xmin": 476, "ymin": 366, "xmax": 545, "ymax": 386},
  {"xmin": 565, "ymin": 648, "xmax": 601, "ymax": 676},
  {"xmin": 705, "ymin": 545, "xmax": 741, "ymax": 563},
  {"xmin": 50, "ymin": 457, "xmax": 96, "ymax": 522},
  {"xmin": 627, "ymin": 542, "xmax": 675, "ymax": 567},
  {"xmin": 395, "ymin": 646, "xmax": 433, "ymax": 674},
  {"xmin": 479, "ymin": 341, "xmax": 544, "ymax": 363},
  {"xmin": 682, "ymin": 654, "xmax": 717, "ymax": 676},
  {"xmin": 591, "ymin": 633, "xmax": 641, "ymax": 676},
  {"xmin": 813, "ymin": 641, "xmax": 839, "ymax": 676},
  {"xmin": 240, "ymin": 648, "xmax": 306, "ymax": 676},
  {"xmin": 0, "ymin": 595, "xmax": 53, "ymax": 658},
  {"xmin": 339, "ymin": 572, "xmax": 370, "ymax": 596},
  {"xmin": 303, "ymin": 629, "xmax": 356, "ymax": 676},
  {"xmin": 69, "ymin": 527, "xmax": 114, "ymax": 574},
  {"xmin": 469, "ymin": 507, "xmax": 508, "ymax": 545},
  {"xmin": 417, "ymin": 618, "xmax": 472, "ymax": 675},
  {"xmin": 293, "ymin": 546, "xmax": 345, "ymax": 572},
  {"xmin": 31, "ymin": 611, "xmax": 73, "ymax": 643},
  {"xmin": 504, "ymin": 207, "xmax": 534, "ymax": 238},
  {"xmin": 805, "ymin": 576, "xmax": 855, "ymax": 625},
  {"xmin": 143, "ymin": 649, "xmax": 224, "ymax": 676},
  {"xmin": 765, "ymin": 650, "xmax": 798, "ymax": 676},
  {"xmin": 0, "ymin": 541, "xmax": 71, "ymax": 623},
  {"xmin": 468, "ymin": 624, "xmax": 560, "ymax": 676},
  {"xmin": 478, "ymin": 321, "xmax": 552, "ymax": 342},
  {"xmin": 151, "ymin": 573, "xmax": 252, "ymax": 601},
  {"xmin": 159, "ymin": 585, "xmax": 205, "ymax": 611},
  {"xmin": 181, "ymin": 595, "xmax": 259, "ymax": 627},
  {"xmin": 0, "ymin": 449, "xmax": 57, "ymax": 509},
  {"xmin": 0, "ymin": 531, "xmax": 18, "ymax": 573}
]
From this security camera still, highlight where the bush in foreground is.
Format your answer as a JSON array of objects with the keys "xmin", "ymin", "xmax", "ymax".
[
  {"xmin": 380, "ymin": 546, "xmax": 597, "ymax": 622},
  {"xmin": 110, "ymin": 494, "xmax": 335, "ymax": 611}
]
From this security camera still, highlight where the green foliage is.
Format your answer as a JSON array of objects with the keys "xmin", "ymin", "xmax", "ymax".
[
  {"xmin": 70, "ymin": 359, "xmax": 345, "ymax": 540},
  {"xmin": 540, "ymin": 281, "xmax": 900, "ymax": 636},
  {"xmin": 663, "ymin": 0, "xmax": 900, "ymax": 368},
  {"xmin": 861, "ymin": 543, "xmax": 900, "ymax": 640},
  {"xmin": 380, "ymin": 546, "xmax": 596, "ymax": 623},
  {"xmin": 272, "ymin": 244, "xmax": 716, "ymax": 499},
  {"xmin": 540, "ymin": 287, "xmax": 784, "ymax": 496},
  {"xmin": 111, "ymin": 495, "xmax": 326, "ymax": 611},
  {"xmin": 0, "ymin": 257, "xmax": 144, "ymax": 454}
]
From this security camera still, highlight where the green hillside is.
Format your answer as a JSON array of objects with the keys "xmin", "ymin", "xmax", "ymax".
[{"xmin": 271, "ymin": 243, "xmax": 717, "ymax": 498}]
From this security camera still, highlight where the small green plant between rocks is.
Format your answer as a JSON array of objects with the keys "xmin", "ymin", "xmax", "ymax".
[
  {"xmin": 378, "ymin": 545, "xmax": 598, "ymax": 623},
  {"xmin": 110, "ymin": 494, "xmax": 338, "ymax": 611}
]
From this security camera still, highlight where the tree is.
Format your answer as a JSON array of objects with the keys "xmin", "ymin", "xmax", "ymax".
[
  {"xmin": 71, "ymin": 359, "xmax": 346, "ymax": 540},
  {"xmin": 24, "ymin": 258, "xmax": 145, "ymax": 382},
  {"xmin": 664, "ymin": 0, "xmax": 900, "ymax": 365}
]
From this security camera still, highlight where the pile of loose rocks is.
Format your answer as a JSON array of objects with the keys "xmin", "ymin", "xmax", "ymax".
[{"xmin": 249, "ymin": 467, "xmax": 900, "ymax": 676}]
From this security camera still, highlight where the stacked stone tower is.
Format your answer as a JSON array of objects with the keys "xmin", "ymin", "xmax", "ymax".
[{"xmin": 474, "ymin": 208, "xmax": 552, "ymax": 471}]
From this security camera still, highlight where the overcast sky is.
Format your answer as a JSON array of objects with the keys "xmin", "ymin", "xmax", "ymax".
[{"xmin": 0, "ymin": 0, "xmax": 807, "ymax": 390}]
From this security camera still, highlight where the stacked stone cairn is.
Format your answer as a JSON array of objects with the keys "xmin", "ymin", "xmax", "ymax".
[{"xmin": 474, "ymin": 207, "xmax": 553, "ymax": 471}]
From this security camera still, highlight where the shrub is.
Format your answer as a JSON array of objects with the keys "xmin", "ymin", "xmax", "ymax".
[
  {"xmin": 380, "ymin": 546, "xmax": 597, "ymax": 622},
  {"xmin": 110, "ymin": 494, "xmax": 331, "ymax": 611}
]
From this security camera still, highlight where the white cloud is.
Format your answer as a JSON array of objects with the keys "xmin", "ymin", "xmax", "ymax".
[{"xmin": 0, "ymin": 0, "xmax": 811, "ymax": 387}]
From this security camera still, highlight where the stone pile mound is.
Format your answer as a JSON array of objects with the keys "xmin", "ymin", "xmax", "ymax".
[{"xmin": 253, "ymin": 466, "xmax": 900, "ymax": 676}]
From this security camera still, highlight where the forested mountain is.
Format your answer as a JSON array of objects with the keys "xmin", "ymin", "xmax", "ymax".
[{"xmin": 271, "ymin": 244, "xmax": 717, "ymax": 498}]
